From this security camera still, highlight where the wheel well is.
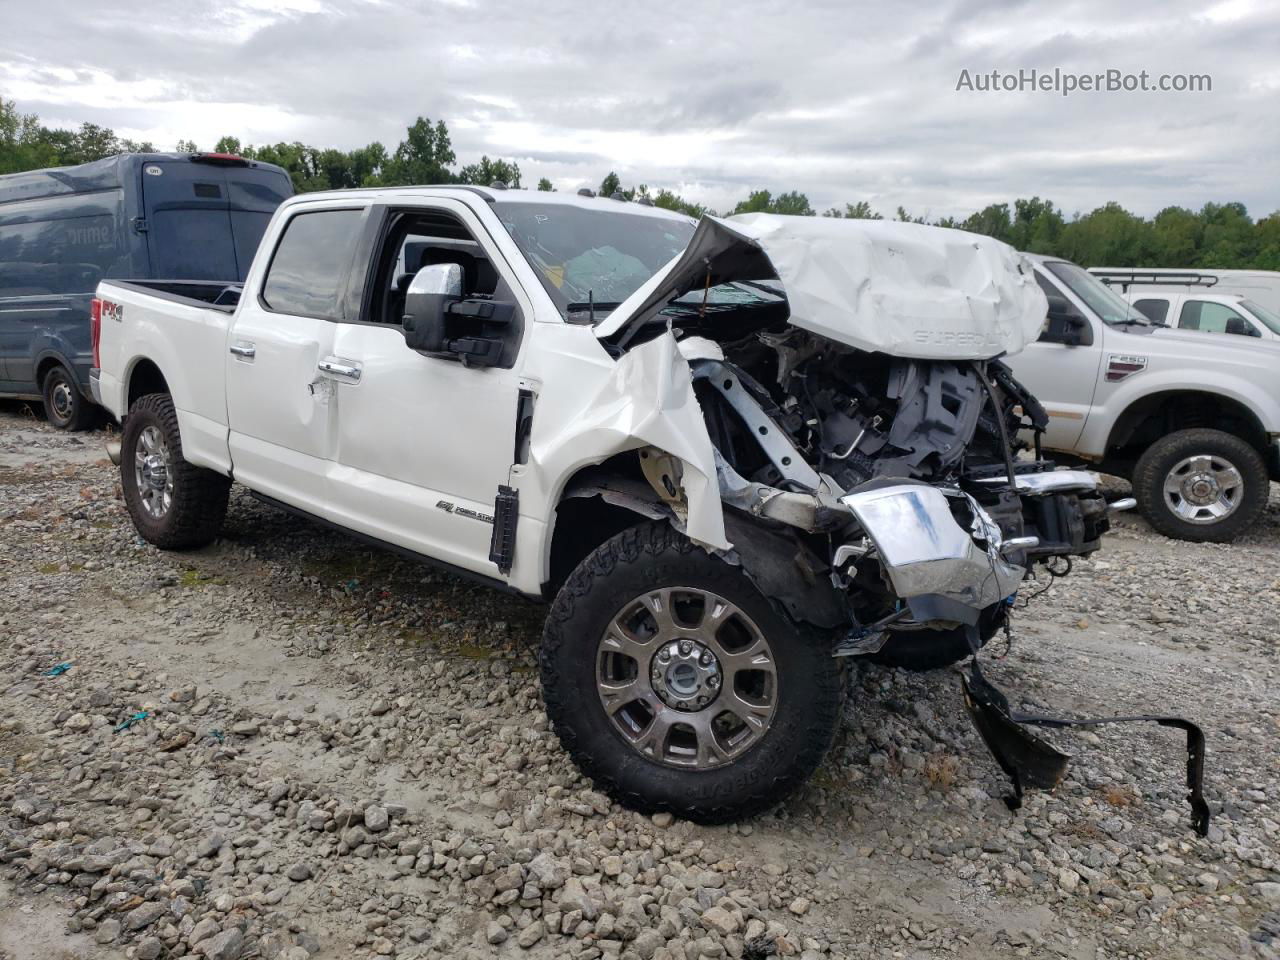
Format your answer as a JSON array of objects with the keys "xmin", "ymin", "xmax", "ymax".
[
  {"xmin": 1106, "ymin": 391, "xmax": 1268, "ymax": 467},
  {"xmin": 127, "ymin": 359, "xmax": 170, "ymax": 410},
  {"xmin": 35, "ymin": 356, "xmax": 68, "ymax": 389},
  {"xmin": 545, "ymin": 453, "xmax": 662, "ymax": 597}
]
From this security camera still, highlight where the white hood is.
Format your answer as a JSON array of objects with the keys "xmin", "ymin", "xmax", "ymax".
[{"xmin": 596, "ymin": 213, "xmax": 1048, "ymax": 360}]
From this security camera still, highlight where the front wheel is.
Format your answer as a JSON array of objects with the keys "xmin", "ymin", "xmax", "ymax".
[
  {"xmin": 540, "ymin": 523, "xmax": 843, "ymax": 823},
  {"xmin": 1132, "ymin": 428, "xmax": 1269, "ymax": 543},
  {"xmin": 120, "ymin": 393, "xmax": 231, "ymax": 549},
  {"xmin": 42, "ymin": 364, "xmax": 95, "ymax": 431}
]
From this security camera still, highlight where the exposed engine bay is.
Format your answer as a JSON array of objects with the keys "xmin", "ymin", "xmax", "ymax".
[
  {"xmin": 566, "ymin": 213, "xmax": 1206, "ymax": 834},
  {"xmin": 613, "ymin": 299, "xmax": 1111, "ymax": 652}
]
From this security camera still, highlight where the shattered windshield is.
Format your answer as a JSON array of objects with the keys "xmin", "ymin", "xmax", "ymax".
[{"xmin": 494, "ymin": 201, "xmax": 777, "ymax": 320}]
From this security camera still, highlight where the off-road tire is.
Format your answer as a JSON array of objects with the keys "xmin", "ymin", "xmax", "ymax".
[
  {"xmin": 868, "ymin": 605, "xmax": 1004, "ymax": 671},
  {"xmin": 42, "ymin": 364, "xmax": 95, "ymax": 431},
  {"xmin": 121, "ymin": 393, "xmax": 231, "ymax": 549},
  {"xmin": 540, "ymin": 522, "xmax": 843, "ymax": 823},
  {"xmin": 1133, "ymin": 428, "xmax": 1269, "ymax": 543}
]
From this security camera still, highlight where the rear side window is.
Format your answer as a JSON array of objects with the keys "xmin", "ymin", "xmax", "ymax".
[
  {"xmin": 1132, "ymin": 298, "xmax": 1169, "ymax": 324},
  {"xmin": 261, "ymin": 209, "xmax": 363, "ymax": 319},
  {"xmin": 1178, "ymin": 299, "xmax": 1253, "ymax": 335}
]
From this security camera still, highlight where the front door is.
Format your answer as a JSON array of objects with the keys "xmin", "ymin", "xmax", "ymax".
[
  {"xmin": 1006, "ymin": 271, "xmax": 1103, "ymax": 452},
  {"xmin": 225, "ymin": 205, "xmax": 366, "ymax": 508},
  {"xmin": 322, "ymin": 200, "xmax": 526, "ymax": 578}
]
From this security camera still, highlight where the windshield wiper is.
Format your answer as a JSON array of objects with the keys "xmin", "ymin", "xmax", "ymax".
[{"xmin": 566, "ymin": 300, "xmax": 623, "ymax": 323}]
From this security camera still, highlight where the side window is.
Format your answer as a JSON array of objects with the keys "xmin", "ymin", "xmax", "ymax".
[
  {"xmin": 1179, "ymin": 300, "xmax": 1254, "ymax": 336},
  {"xmin": 1132, "ymin": 298, "xmax": 1169, "ymax": 324},
  {"xmin": 261, "ymin": 209, "xmax": 363, "ymax": 319},
  {"xmin": 365, "ymin": 210, "xmax": 502, "ymax": 327}
]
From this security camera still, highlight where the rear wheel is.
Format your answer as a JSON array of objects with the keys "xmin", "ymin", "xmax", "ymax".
[
  {"xmin": 42, "ymin": 364, "xmax": 95, "ymax": 431},
  {"xmin": 1132, "ymin": 428, "xmax": 1268, "ymax": 543},
  {"xmin": 121, "ymin": 393, "xmax": 231, "ymax": 549},
  {"xmin": 541, "ymin": 522, "xmax": 843, "ymax": 822}
]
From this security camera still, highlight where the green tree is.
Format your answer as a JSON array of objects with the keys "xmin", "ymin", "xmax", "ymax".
[
  {"xmin": 1253, "ymin": 212, "xmax": 1280, "ymax": 271},
  {"xmin": 960, "ymin": 203, "xmax": 1013, "ymax": 244},
  {"xmin": 599, "ymin": 171, "xmax": 621, "ymax": 198},
  {"xmin": 1148, "ymin": 206, "xmax": 1201, "ymax": 265},
  {"xmin": 174, "ymin": 138, "xmax": 199, "ymax": 153},
  {"xmin": 214, "ymin": 135, "xmax": 243, "ymax": 155},
  {"xmin": 380, "ymin": 117, "xmax": 456, "ymax": 186},
  {"xmin": 732, "ymin": 189, "xmax": 813, "ymax": 216},
  {"xmin": 895, "ymin": 206, "xmax": 927, "ymax": 224},
  {"xmin": 1057, "ymin": 202, "xmax": 1154, "ymax": 266},
  {"xmin": 652, "ymin": 188, "xmax": 707, "ymax": 218},
  {"xmin": 537, "ymin": 177, "xmax": 554, "ymax": 192},
  {"xmin": 823, "ymin": 201, "xmax": 882, "ymax": 219},
  {"xmin": 1197, "ymin": 201, "xmax": 1256, "ymax": 267},
  {"xmin": 458, "ymin": 155, "xmax": 522, "ymax": 188},
  {"xmin": 1008, "ymin": 197, "xmax": 1064, "ymax": 254}
]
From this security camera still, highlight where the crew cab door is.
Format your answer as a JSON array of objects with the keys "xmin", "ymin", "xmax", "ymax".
[
  {"xmin": 320, "ymin": 199, "xmax": 528, "ymax": 578},
  {"xmin": 225, "ymin": 205, "xmax": 367, "ymax": 508}
]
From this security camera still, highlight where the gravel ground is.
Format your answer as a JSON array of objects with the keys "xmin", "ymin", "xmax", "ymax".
[{"xmin": 2, "ymin": 400, "xmax": 1279, "ymax": 960}]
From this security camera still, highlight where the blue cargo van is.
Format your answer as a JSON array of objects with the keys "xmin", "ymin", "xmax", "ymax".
[{"xmin": 0, "ymin": 152, "xmax": 293, "ymax": 428}]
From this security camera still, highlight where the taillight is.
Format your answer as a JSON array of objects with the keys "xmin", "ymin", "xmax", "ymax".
[{"xmin": 90, "ymin": 298, "xmax": 102, "ymax": 368}]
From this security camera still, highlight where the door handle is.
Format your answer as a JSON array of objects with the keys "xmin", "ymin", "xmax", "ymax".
[
  {"xmin": 318, "ymin": 357, "xmax": 362, "ymax": 382},
  {"xmin": 229, "ymin": 341, "xmax": 256, "ymax": 359}
]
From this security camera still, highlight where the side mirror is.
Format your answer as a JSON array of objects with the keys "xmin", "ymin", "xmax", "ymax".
[
  {"xmin": 1041, "ymin": 294, "xmax": 1092, "ymax": 346},
  {"xmin": 402, "ymin": 263, "xmax": 462, "ymax": 353}
]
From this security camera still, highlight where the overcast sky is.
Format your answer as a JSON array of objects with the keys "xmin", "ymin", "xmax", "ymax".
[{"xmin": 4, "ymin": 0, "xmax": 1278, "ymax": 219}]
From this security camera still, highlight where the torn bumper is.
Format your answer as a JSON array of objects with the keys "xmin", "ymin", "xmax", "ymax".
[{"xmin": 839, "ymin": 483, "xmax": 1024, "ymax": 625}]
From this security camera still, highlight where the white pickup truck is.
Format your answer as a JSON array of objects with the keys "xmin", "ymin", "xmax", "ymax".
[
  {"xmin": 1008, "ymin": 255, "xmax": 1280, "ymax": 543},
  {"xmin": 92, "ymin": 188, "xmax": 1115, "ymax": 820}
]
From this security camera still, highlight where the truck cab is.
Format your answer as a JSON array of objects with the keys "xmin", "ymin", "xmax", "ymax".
[
  {"xmin": 1121, "ymin": 290, "xmax": 1280, "ymax": 342},
  {"xmin": 1007, "ymin": 255, "xmax": 1280, "ymax": 542}
]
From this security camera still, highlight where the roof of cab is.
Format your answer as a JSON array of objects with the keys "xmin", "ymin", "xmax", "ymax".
[{"xmin": 278, "ymin": 184, "xmax": 695, "ymax": 221}]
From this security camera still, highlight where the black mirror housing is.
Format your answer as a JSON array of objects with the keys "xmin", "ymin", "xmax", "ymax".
[
  {"xmin": 1040, "ymin": 294, "xmax": 1093, "ymax": 347},
  {"xmin": 403, "ymin": 263, "xmax": 463, "ymax": 353},
  {"xmin": 401, "ymin": 262, "xmax": 517, "ymax": 368}
]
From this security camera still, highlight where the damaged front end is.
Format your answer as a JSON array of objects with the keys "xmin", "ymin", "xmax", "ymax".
[{"xmin": 584, "ymin": 213, "xmax": 1206, "ymax": 834}]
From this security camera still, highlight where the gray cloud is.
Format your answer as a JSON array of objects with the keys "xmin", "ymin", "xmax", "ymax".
[{"xmin": 3, "ymin": 0, "xmax": 1279, "ymax": 218}]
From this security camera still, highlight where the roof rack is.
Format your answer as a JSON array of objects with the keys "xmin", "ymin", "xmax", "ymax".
[{"xmin": 1091, "ymin": 269, "xmax": 1219, "ymax": 292}]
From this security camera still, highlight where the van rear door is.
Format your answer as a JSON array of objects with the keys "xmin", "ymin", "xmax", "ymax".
[{"xmin": 140, "ymin": 157, "xmax": 292, "ymax": 282}]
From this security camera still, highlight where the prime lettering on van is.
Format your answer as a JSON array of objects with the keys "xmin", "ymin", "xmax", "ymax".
[{"xmin": 66, "ymin": 224, "xmax": 113, "ymax": 247}]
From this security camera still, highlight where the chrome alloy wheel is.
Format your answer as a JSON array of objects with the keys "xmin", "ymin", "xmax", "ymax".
[
  {"xmin": 1163, "ymin": 453, "xmax": 1243, "ymax": 524},
  {"xmin": 596, "ymin": 587, "xmax": 777, "ymax": 769},
  {"xmin": 134, "ymin": 425, "xmax": 174, "ymax": 519}
]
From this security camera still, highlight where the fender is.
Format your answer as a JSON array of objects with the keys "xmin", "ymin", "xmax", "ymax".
[
  {"xmin": 526, "ymin": 330, "xmax": 732, "ymax": 586},
  {"xmin": 1080, "ymin": 367, "xmax": 1280, "ymax": 456}
]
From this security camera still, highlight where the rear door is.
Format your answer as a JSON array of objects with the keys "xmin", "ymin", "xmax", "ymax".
[
  {"xmin": 140, "ymin": 159, "xmax": 239, "ymax": 281},
  {"xmin": 225, "ymin": 204, "xmax": 367, "ymax": 509},
  {"xmin": 140, "ymin": 158, "xmax": 292, "ymax": 283}
]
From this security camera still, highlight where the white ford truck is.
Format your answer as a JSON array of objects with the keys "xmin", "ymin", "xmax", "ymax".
[
  {"xmin": 92, "ymin": 188, "xmax": 1117, "ymax": 820},
  {"xmin": 1008, "ymin": 255, "xmax": 1280, "ymax": 543}
]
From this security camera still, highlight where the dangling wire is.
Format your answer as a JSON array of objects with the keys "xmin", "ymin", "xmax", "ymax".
[{"xmin": 699, "ymin": 265, "xmax": 712, "ymax": 318}]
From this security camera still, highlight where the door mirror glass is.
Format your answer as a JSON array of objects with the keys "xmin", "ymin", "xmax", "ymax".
[{"xmin": 402, "ymin": 263, "xmax": 463, "ymax": 352}]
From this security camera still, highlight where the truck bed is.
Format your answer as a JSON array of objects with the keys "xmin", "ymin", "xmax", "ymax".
[{"xmin": 105, "ymin": 279, "xmax": 242, "ymax": 312}]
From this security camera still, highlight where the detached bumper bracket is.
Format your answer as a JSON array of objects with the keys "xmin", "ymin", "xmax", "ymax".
[{"xmin": 961, "ymin": 660, "xmax": 1210, "ymax": 837}]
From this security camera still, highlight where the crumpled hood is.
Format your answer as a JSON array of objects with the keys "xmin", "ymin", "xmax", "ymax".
[{"xmin": 596, "ymin": 213, "xmax": 1048, "ymax": 360}]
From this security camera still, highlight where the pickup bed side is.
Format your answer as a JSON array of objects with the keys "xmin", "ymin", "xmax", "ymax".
[{"xmin": 95, "ymin": 280, "xmax": 237, "ymax": 475}]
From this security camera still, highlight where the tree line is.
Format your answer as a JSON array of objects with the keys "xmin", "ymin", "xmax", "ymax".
[{"xmin": 3, "ymin": 97, "xmax": 1277, "ymax": 270}]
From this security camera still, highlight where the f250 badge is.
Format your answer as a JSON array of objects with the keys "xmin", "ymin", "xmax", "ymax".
[
  {"xmin": 1105, "ymin": 354, "xmax": 1148, "ymax": 382},
  {"xmin": 435, "ymin": 500, "xmax": 494, "ymax": 525}
]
